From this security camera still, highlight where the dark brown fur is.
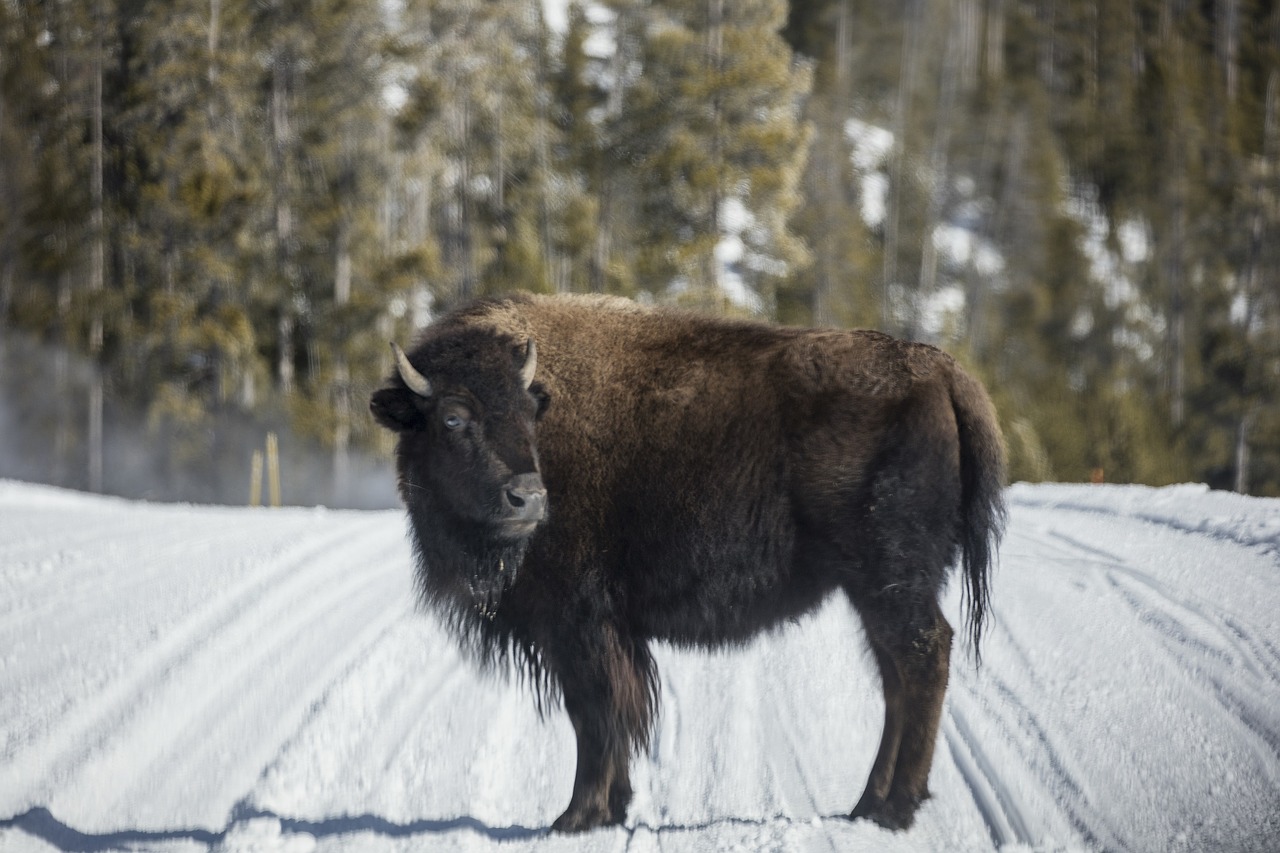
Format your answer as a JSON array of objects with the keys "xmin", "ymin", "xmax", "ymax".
[{"xmin": 370, "ymin": 293, "xmax": 1006, "ymax": 832}]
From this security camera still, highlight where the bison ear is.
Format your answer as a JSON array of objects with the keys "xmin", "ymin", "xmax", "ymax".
[
  {"xmin": 529, "ymin": 381, "xmax": 551, "ymax": 420},
  {"xmin": 370, "ymin": 387, "xmax": 425, "ymax": 432}
]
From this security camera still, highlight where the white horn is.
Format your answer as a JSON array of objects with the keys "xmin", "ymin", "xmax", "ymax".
[
  {"xmin": 391, "ymin": 342, "xmax": 432, "ymax": 397},
  {"xmin": 519, "ymin": 339, "xmax": 537, "ymax": 389}
]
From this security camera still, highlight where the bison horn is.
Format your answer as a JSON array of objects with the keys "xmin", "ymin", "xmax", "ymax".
[
  {"xmin": 519, "ymin": 339, "xmax": 537, "ymax": 390},
  {"xmin": 391, "ymin": 342, "xmax": 432, "ymax": 397}
]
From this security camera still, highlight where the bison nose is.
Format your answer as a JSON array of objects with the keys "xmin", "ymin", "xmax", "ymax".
[{"xmin": 503, "ymin": 473, "xmax": 547, "ymax": 521}]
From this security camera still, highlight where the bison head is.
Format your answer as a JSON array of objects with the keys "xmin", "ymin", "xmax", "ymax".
[{"xmin": 370, "ymin": 330, "xmax": 550, "ymax": 613}]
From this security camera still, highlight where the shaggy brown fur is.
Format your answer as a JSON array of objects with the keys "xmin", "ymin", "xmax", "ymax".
[{"xmin": 370, "ymin": 293, "xmax": 1006, "ymax": 833}]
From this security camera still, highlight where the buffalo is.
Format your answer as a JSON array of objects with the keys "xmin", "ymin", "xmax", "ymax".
[{"xmin": 370, "ymin": 293, "xmax": 1006, "ymax": 833}]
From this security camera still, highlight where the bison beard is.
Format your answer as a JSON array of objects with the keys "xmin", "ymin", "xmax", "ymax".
[{"xmin": 370, "ymin": 293, "xmax": 1006, "ymax": 833}]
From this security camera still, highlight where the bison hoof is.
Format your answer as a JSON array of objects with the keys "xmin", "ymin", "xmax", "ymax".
[
  {"xmin": 849, "ymin": 791, "xmax": 926, "ymax": 831},
  {"xmin": 551, "ymin": 803, "xmax": 617, "ymax": 834},
  {"xmin": 608, "ymin": 784, "xmax": 633, "ymax": 824}
]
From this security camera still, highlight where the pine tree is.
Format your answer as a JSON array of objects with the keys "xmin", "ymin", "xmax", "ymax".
[
  {"xmin": 4, "ymin": 0, "xmax": 1278, "ymax": 498},
  {"xmin": 395, "ymin": 0, "xmax": 574, "ymax": 307},
  {"xmin": 546, "ymin": 1, "xmax": 605, "ymax": 293},
  {"xmin": 301, "ymin": 0, "xmax": 391, "ymax": 502},
  {"xmin": 113, "ymin": 0, "xmax": 262, "ymax": 492},
  {"xmin": 780, "ymin": 1, "xmax": 879, "ymax": 328},
  {"xmin": 619, "ymin": 0, "xmax": 812, "ymax": 313}
]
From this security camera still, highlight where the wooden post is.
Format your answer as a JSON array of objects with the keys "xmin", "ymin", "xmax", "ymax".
[
  {"xmin": 250, "ymin": 450, "xmax": 264, "ymax": 506},
  {"xmin": 266, "ymin": 432, "xmax": 281, "ymax": 507}
]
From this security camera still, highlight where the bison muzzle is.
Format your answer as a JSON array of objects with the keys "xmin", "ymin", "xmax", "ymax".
[{"xmin": 371, "ymin": 293, "xmax": 1006, "ymax": 833}]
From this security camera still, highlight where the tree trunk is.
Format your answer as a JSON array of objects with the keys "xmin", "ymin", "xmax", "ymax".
[
  {"xmin": 88, "ymin": 0, "xmax": 105, "ymax": 493},
  {"xmin": 532, "ymin": 0, "xmax": 559, "ymax": 292},
  {"xmin": 1234, "ymin": 412, "xmax": 1252, "ymax": 494},
  {"xmin": 208, "ymin": 0, "xmax": 221, "ymax": 87},
  {"xmin": 914, "ymin": 0, "xmax": 961, "ymax": 342},
  {"xmin": 591, "ymin": 180, "xmax": 612, "ymax": 294},
  {"xmin": 272, "ymin": 49, "xmax": 295, "ymax": 393},
  {"xmin": 591, "ymin": 7, "xmax": 630, "ymax": 295},
  {"xmin": 884, "ymin": 0, "xmax": 923, "ymax": 331},
  {"xmin": 704, "ymin": 0, "xmax": 725, "ymax": 310},
  {"xmin": 1165, "ymin": 144, "xmax": 1187, "ymax": 429},
  {"xmin": 333, "ymin": 215, "xmax": 351, "ymax": 504},
  {"xmin": 1218, "ymin": 0, "xmax": 1239, "ymax": 102},
  {"xmin": 460, "ymin": 97, "xmax": 476, "ymax": 300},
  {"xmin": 985, "ymin": 0, "xmax": 1004, "ymax": 80},
  {"xmin": 812, "ymin": 0, "xmax": 851, "ymax": 327}
]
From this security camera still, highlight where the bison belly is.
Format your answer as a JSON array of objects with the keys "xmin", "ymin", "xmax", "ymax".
[{"xmin": 605, "ymin": 482, "xmax": 835, "ymax": 646}]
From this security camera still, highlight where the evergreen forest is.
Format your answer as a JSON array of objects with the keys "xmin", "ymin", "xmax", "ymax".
[{"xmin": 1, "ymin": 0, "xmax": 1278, "ymax": 504}]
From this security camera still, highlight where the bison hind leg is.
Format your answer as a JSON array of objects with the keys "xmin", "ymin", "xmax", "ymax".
[
  {"xmin": 847, "ymin": 594, "xmax": 953, "ymax": 831},
  {"xmin": 851, "ymin": 780, "xmax": 930, "ymax": 832}
]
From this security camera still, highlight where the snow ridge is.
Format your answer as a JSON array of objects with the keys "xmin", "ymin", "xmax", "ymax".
[{"xmin": 1007, "ymin": 481, "xmax": 1280, "ymax": 555}]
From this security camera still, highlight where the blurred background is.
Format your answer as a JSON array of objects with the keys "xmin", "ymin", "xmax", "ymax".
[{"xmin": 0, "ymin": 0, "xmax": 1277, "ymax": 506}]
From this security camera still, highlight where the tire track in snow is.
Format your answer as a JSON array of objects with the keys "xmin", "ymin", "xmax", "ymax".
[
  {"xmin": 3, "ymin": 533, "xmax": 219, "ymax": 634},
  {"xmin": 1103, "ymin": 566, "xmax": 1280, "ymax": 686},
  {"xmin": 456, "ymin": 672, "xmax": 563, "ymax": 843},
  {"xmin": 939, "ymin": 598, "xmax": 1037, "ymax": 850},
  {"xmin": 235, "ymin": 613, "xmax": 466, "ymax": 823},
  {"xmin": 1100, "ymin": 571, "xmax": 1280, "ymax": 782},
  {"xmin": 243, "ymin": 601, "xmax": 570, "ymax": 837},
  {"xmin": 3, "ymin": 517, "xmax": 343, "ymax": 805},
  {"xmin": 685, "ymin": 657, "xmax": 749, "ymax": 823},
  {"xmin": 1006, "ymin": 488, "xmax": 1280, "ymax": 557},
  {"xmin": 769, "ymin": 708, "xmax": 826, "ymax": 817},
  {"xmin": 634, "ymin": 651, "xmax": 680, "ymax": 829},
  {"xmin": 940, "ymin": 707, "xmax": 1029, "ymax": 848},
  {"xmin": 360, "ymin": 651, "xmax": 471, "ymax": 778},
  {"xmin": 641, "ymin": 621, "xmax": 866, "ymax": 852},
  {"xmin": 640, "ymin": 651, "xmax": 789, "ymax": 836},
  {"xmin": 770, "ymin": 737, "xmax": 843, "ymax": 853},
  {"xmin": 6, "ymin": 484, "xmax": 1279, "ymax": 851},
  {"xmin": 948, "ymin": 663, "xmax": 1120, "ymax": 853},
  {"xmin": 116, "ymin": 566, "xmax": 408, "ymax": 820},
  {"xmin": 73, "ymin": 521, "xmax": 410, "ymax": 822},
  {"xmin": 990, "ymin": 513, "xmax": 1280, "ymax": 851},
  {"xmin": 2, "ymin": 516, "xmax": 400, "ymax": 817},
  {"xmin": 1223, "ymin": 616, "xmax": 1280, "ymax": 685},
  {"xmin": 1028, "ymin": 523, "xmax": 1280, "ymax": 779},
  {"xmin": 644, "ymin": 654, "xmax": 721, "ymax": 828},
  {"xmin": 951, "ymin": 523, "xmax": 1130, "ymax": 851},
  {"xmin": 1015, "ymin": 523, "xmax": 1280, "ymax": 688},
  {"xmin": 759, "ymin": 644, "xmax": 843, "ymax": 853},
  {"xmin": 1050, "ymin": 527, "xmax": 1280, "ymax": 679}
]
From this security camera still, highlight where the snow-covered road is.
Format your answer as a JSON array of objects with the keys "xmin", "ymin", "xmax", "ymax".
[{"xmin": 1, "ymin": 480, "xmax": 1277, "ymax": 852}]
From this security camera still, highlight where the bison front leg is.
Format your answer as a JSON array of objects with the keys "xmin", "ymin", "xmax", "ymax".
[
  {"xmin": 549, "ymin": 623, "xmax": 655, "ymax": 833},
  {"xmin": 552, "ymin": 696, "xmax": 628, "ymax": 833}
]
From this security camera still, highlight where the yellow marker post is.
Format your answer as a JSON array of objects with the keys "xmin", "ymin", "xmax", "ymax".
[
  {"xmin": 267, "ymin": 432, "xmax": 281, "ymax": 508},
  {"xmin": 249, "ymin": 450, "xmax": 264, "ymax": 507}
]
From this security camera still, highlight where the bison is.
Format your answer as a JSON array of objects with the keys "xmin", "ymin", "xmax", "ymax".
[{"xmin": 370, "ymin": 293, "xmax": 1005, "ymax": 833}]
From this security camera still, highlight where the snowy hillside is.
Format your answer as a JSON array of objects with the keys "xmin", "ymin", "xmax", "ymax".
[{"xmin": 1, "ymin": 480, "xmax": 1278, "ymax": 852}]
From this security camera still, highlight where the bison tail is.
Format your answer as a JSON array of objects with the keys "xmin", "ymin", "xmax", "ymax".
[{"xmin": 950, "ymin": 367, "xmax": 1007, "ymax": 664}]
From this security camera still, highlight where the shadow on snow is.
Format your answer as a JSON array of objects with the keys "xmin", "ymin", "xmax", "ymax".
[
  {"xmin": 1, "ymin": 803, "xmax": 865, "ymax": 850},
  {"xmin": 0, "ymin": 805, "xmax": 544, "ymax": 851}
]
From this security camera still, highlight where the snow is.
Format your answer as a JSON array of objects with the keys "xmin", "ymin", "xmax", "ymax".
[
  {"xmin": 542, "ymin": 1, "xmax": 568, "ymax": 35},
  {"xmin": 2, "ymin": 479, "xmax": 1278, "ymax": 852},
  {"xmin": 844, "ymin": 117, "xmax": 894, "ymax": 227},
  {"xmin": 932, "ymin": 223, "xmax": 1004, "ymax": 278}
]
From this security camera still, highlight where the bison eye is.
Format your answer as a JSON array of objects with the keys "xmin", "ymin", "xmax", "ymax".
[{"xmin": 443, "ymin": 413, "xmax": 465, "ymax": 431}]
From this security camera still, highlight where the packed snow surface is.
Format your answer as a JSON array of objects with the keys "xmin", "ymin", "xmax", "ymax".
[{"xmin": 1, "ymin": 480, "xmax": 1278, "ymax": 852}]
